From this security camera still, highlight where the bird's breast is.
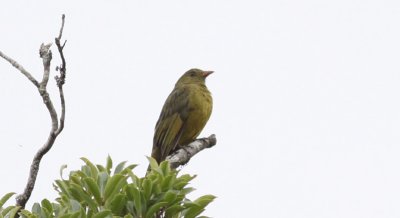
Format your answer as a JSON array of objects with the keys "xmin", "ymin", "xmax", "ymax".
[{"xmin": 179, "ymin": 85, "xmax": 212, "ymax": 145}]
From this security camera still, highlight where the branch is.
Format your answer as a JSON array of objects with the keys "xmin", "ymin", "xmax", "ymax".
[
  {"xmin": 0, "ymin": 50, "xmax": 39, "ymax": 88},
  {"xmin": 166, "ymin": 134, "xmax": 217, "ymax": 169},
  {"xmin": 55, "ymin": 14, "xmax": 66, "ymax": 135},
  {"xmin": 12, "ymin": 14, "xmax": 68, "ymax": 210},
  {"xmin": 39, "ymin": 43, "xmax": 52, "ymax": 91}
]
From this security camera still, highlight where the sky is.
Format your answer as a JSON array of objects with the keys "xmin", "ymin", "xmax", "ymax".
[{"xmin": 1, "ymin": 0, "xmax": 400, "ymax": 217}]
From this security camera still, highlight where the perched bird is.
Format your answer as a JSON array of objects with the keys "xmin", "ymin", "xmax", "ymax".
[{"xmin": 151, "ymin": 68, "xmax": 213, "ymax": 163}]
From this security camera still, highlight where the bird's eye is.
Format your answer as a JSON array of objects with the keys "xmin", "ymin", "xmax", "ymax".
[{"xmin": 190, "ymin": 73, "xmax": 195, "ymax": 77}]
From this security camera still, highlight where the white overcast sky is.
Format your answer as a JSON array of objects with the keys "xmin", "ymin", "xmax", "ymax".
[{"xmin": 1, "ymin": 0, "xmax": 400, "ymax": 217}]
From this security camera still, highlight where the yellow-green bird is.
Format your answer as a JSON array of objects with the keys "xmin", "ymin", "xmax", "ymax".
[{"xmin": 151, "ymin": 68, "xmax": 213, "ymax": 163}]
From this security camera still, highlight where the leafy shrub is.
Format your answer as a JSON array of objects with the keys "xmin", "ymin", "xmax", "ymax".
[{"xmin": 0, "ymin": 157, "xmax": 215, "ymax": 218}]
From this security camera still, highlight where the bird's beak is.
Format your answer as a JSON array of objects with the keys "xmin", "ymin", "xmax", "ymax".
[{"xmin": 202, "ymin": 71, "xmax": 214, "ymax": 78}]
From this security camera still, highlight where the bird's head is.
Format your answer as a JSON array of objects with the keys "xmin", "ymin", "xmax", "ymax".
[{"xmin": 176, "ymin": 68, "xmax": 213, "ymax": 85}]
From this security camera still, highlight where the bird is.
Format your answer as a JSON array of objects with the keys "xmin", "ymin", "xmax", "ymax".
[{"xmin": 151, "ymin": 68, "xmax": 213, "ymax": 163}]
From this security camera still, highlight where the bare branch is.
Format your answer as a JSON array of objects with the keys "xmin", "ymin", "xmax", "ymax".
[
  {"xmin": 166, "ymin": 134, "xmax": 217, "ymax": 169},
  {"xmin": 15, "ymin": 14, "xmax": 67, "ymax": 210},
  {"xmin": 39, "ymin": 43, "xmax": 53, "ymax": 91},
  {"xmin": 57, "ymin": 14, "xmax": 65, "ymax": 40},
  {"xmin": 55, "ymin": 86, "xmax": 66, "ymax": 135},
  {"xmin": 0, "ymin": 50, "xmax": 39, "ymax": 88},
  {"xmin": 55, "ymin": 14, "xmax": 67, "ymax": 135}
]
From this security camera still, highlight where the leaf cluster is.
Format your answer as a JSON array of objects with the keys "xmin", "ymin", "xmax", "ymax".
[{"xmin": 0, "ymin": 156, "xmax": 215, "ymax": 218}]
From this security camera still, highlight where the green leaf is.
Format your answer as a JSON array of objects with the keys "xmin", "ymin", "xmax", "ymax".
[
  {"xmin": 165, "ymin": 205, "xmax": 184, "ymax": 217},
  {"xmin": 6, "ymin": 206, "xmax": 21, "ymax": 218},
  {"xmin": 183, "ymin": 207, "xmax": 204, "ymax": 218},
  {"xmin": 69, "ymin": 211, "xmax": 82, "ymax": 218},
  {"xmin": 127, "ymin": 171, "xmax": 140, "ymax": 186},
  {"xmin": 146, "ymin": 157, "xmax": 159, "ymax": 172},
  {"xmin": 159, "ymin": 161, "xmax": 171, "ymax": 176},
  {"xmin": 40, "ymin": 206, "xmax": 51, "ymax": 218},
  {"xmin": 174, "ymin": 174, "xmax": 195, "ymax": 190},
  {"xmin": 177, "ymin": 174, "xmax": 195, "ymax": 183},
  {"xmin": 194, "ymin": 195, "xmax": 216, "ymax": 207},
  {"xmin": 69, "ymin": 183, "xmax": 98, "ymax": 211},
  {"xmin": 52, "ymin": 203, "xmax": 61, "ymax": 217},
  {"xmin": 142, "ymin": 179, "xmax": 152, "ymax": 201},
  {"xmin": 74, "ymin": 171, "xmax": 88, "ymax": 179},
  {"xmin": 123, "ymin": 214, "xmax": 133, "ymax": 218},
  {"xmin": 181, "ymin": 187, "xmax": 196, "ymax": 195},
  {"xmin": 19, "ymin": 209, "xmax": 35, "ymax": 218},
  {"xmin": 145, "ymin": 201, "xmax": 168, "ymax": 218},
  {"xmin": 113, "ymin": 161, "xmax": 126, "ymax": 175},
  {"xmin": 68, "ymin": 187, "xmax": 82, "ymax": 202},
  {"xmin": 184, "ymin": 195, "xmax": 216, "ymax": 218},
  {"xmin": 87, "ymin": 208, "xmax": 94, "ymax": 218},
  {"xmin": 0, "ymin": 192, "xmax": 15, "ymax": 208},
  {"xmin": 81, "ymin": 157, "xmax": 99, "ymax": 179},
  {"xmin": 32, "ymin": 203, "xmax": 42, "ymax": 215},
  {"xmin": 164, "ymin": 191, "xmax": 177, "ymax": 203},
  {"xmin": 120, "ymin": 164, "xmax": 138, "ymax": 175},
  {"xmin": 80, "ymin": 206, "xmax": 87, "ymax": 218},
  {"xmin": 182, "ymin": 202, "xmax": 199, "ymax": 208},
  {"xmin": 69, "ymin": 199, "xmax": 81, "ymax": 212},
  {"xmin": 96, "ymin": 165, "xmax": 107, "ymax": 173},
  {"xmin": 161, "ymin": 175, "xmax": 174, "ymax": 192},
  {"xmin": 83, "ymin": 177, "xmax": 102, "ymax": 205},
  {"xmin": 103, "ymin": 174, "xmax": 126, "ymax": 201},
  {"xmin": 59, "ymin": 194, "xmax": 70, "ymax": 206},
  {"xmin": 81, "ymin": 166, "xmax": 92, "ymax": 177},
  {"xmin": 108, "ymin": 194, "xmax": 127, "ymax": 215},
  {"xmin": 55, "ymin": 180, "xmax": 72, "ymax": 197},
  {"xmin": 97, "ymin": 172, "xmax": 109, "ymax": 197},
  {"xmin": 106, "ymin": 155, "xmax": 113, "ymax": 174},
  {"xmin": 92, "ymin": 210, "xmax": 112, "ymax": 218},
  {"xmin": 59, "ymin": 214, "xmax": 72, "ymax": 218},
  {"xmin": 41, "ymin": 199, "xmax": 53, "ymax": 215},
  {"xmin": 70, "ymin": 174, "xmax": 82, "ymax": 186},
  {"xmin": 125, "ymin": 185, "xmax": 141, "ymax": 215},
  {"xmin": 125, "ymin": 201, "xmax": 136, "ymax": 216},
  {"xmin": 1, "ymin": 206, "xmax": 17, "ymax": 217},
  {"xmin": 59, "ymin": 164, "xmax": 68, "ymax": 180}
]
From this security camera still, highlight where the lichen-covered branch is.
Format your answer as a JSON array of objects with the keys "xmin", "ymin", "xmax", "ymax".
[
  {"xmin": 0, "ymin": 15, "xmax": 68, "ymax": 210},
  {"xmin": 0, "ymin": 51, "xmax": 39, "ymax": 88},
  {"xmin": 166, "ymin": 134, "xmax": 217, "ymax": 169},
  {"xmin": 54, "ymin": 14, "xmax": 67, "ymax": 135}
]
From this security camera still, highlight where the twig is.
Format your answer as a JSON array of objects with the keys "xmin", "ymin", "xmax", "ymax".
[
  {"xmin": 166, "ymin": 134, "xmax": 217, "ymax": 169},
  {"xmin": 55, "ymin": 14, "xmax": 67, "ymax": 134},
  {"xmin": 55, "ymin": 14, "xmax": 66, "ymax": 87},
  {"xmin": 0, "ymin": 14, "xmax": 68, "ymax": 210}
]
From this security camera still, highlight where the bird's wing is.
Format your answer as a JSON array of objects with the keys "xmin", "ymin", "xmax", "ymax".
[{"xmin": 153, "ymin": 86, "xmax": 190, "ymax": 162}]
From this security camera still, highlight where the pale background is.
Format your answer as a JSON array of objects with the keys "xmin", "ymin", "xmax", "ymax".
[{"xmin": 1, "ymin": 1, "xmax": 400, "ymax": 217}]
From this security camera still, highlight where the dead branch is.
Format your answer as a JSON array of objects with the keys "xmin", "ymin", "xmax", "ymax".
[
  {"xmin": 0, "ymin": 51, "xmax": 39, "ymax": 88},
  {"xmin": 166, "ymin": 134, "xmax": 217, "ymax": 169},
  {"xmin": 0, "ymin": 14, "xmax": 68, "ymax": 210}
]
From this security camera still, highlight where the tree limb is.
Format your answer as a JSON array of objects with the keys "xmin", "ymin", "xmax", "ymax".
[
  {"xmin": 0, "ymin": 51, "xmax": 39, "ymax": 88},
  {"xmin": 54, "ymin": 14, "xmax": 66, "ymax": 135},
  {"xmin": 0, "ymin": 14, "xmax": 68, "ymax": 210},
  {"xmin": 166, "ymin": 134, "xmax": 217, "ymax": 169}
]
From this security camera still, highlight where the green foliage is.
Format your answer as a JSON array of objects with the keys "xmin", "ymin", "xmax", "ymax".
[{"xmin": 0, "ymin": 156, "xmax": 215, "ymax": 218}]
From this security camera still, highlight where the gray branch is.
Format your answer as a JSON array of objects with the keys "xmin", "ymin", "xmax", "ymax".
[
  {"xmin": 166, "ymin": 134, "xmax": 217, "ymax": 169},
  {"xmin": 39, "ymin": 43, "xmax": 53, "ymax": 92},
  {"xmin": 0, "ymin": 51, "xmax": 39, "ymax": 88},
  {"xmin": 54, "ymin": 14, "xmax": 66, "ymax": 135},
  {"xmin": 0, "ymin": 15, "xmax": 68, "ymax": 210}
]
